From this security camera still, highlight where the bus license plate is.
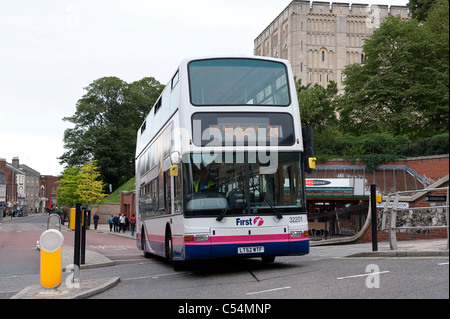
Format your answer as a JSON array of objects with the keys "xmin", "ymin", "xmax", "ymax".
[{"xmin": 238, "ymin": 246, "xmax": 264, "ymax": 254}]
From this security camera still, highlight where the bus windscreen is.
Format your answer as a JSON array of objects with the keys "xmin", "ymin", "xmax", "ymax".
[
  {"xmin": 189, "ymin": 58, "xmax": 290, "ymax": 106},
  {"xmin": 183, "ymin": 152, "xmax": 305, "ymax": 217}
]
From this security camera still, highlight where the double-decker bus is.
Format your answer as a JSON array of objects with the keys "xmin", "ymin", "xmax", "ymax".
[{"xmin": 135, "ymin": 56, "xmax": 315, "ymax": 270}]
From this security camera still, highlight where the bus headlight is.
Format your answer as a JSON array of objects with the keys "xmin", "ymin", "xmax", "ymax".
[
  {"xmin": 290, "ymin": 231, "xmax": 305, "ymax": 238},
  {"xmin": 195, "ymin": 234, "xmax": 209, "ymax": 242}
]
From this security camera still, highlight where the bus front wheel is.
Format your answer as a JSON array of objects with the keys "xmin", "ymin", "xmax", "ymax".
[
  {"xmin": 165, "ymin": 228, "xmax": 185, "ymax": 271},
  {"xmin": 165, "ymin": 228, "xmax": 173, "ymax": 261},
  {"xmin": 142, "ymin": 228, "xmax": 152, "ymax": 258}
]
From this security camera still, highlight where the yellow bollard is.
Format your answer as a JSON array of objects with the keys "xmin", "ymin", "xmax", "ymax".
[
  {"xmin": 69, "ymin": 207, "xmax": 76, "ymax": 231},
  {"xmin": 40, "ymin": 229, "xmax": 64, "ymax": 289}
]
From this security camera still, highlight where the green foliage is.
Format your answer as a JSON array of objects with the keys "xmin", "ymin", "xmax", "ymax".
[
  {"xmin": 76, "ymin": 160, "xmax": 107, "ymax": 206},
  {"xmin": 56, "ymin": 161, "xmax": 107, "ymax": 207},
  {"xmin": 55, "ymin": 166, "xmax": 81, "ymax": 207},
  {"xmin": 314, "ymin": 132, "xmax": 449, "ymax": 170},
  {"xmin": 426, "ymin": 0, "xmax": 450, "ymax": 36},
  {"xmin": 407, "ymin": 0, "xmax": 449, "ymax": 21},
  {"xmin": 338, "ymin": 15, "xmax": 449, "ymax": 139},
  {"xmin": 104, "ymin": 177, "xmax": 135, "ymax": 204},
  {"xmin": 296, "ymin": 79, "xmax": 338, "ymax": 133},
  {"xmin": 60, "ymin": 76, "xmax": 165, "ymax": 190}
]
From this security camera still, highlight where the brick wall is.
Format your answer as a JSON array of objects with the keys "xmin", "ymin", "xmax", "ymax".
[
  {"xmin": 91, "ymin": 203, "xmax": 120, "ymax": 224},
  {"xmin": 393, "ymin": 155, "xmax": 449, "ymax": 182},
  {"xmin": 318, "ymin": 155, "xmax": 449, "ymax": 180},
  {"xmin": 120, "ymin": 191, "xmax": 136, "ymax": 219}
]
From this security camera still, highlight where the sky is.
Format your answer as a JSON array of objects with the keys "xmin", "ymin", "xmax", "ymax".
[{"xmin": 0, "ymin": 0, "xmax": 408, "ymax": 176}]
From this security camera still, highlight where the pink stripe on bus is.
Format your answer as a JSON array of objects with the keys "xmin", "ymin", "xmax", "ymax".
[
  {"xmin": 211, "ymin": 234, "xmax": 289, "ymax": 245},
  {"xmin": 148, "ymin": 233, "xmax": 309, "ymax": 246}
]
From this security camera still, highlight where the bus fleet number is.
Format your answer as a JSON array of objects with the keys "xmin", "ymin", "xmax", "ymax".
[{"xmin": 289, "ymin": 216, "xmax": 303, "ymax": 223}]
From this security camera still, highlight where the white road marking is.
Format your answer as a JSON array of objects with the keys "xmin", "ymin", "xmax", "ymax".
[
  {"xmin": 337, "ymin": 271, "xmax": 390, "ymax": 280},
  {"xmin": 122, "ymin": 272, "xmax": 187, "ymax": 281},
  {"xmin": 246, "ymin": 286, "xmax": 291, "ymax": 295}
]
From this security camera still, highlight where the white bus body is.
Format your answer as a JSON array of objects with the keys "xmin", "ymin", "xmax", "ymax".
[{"xmin": 136, "ymin": 56, "xmax": 312, "ymax": 269}]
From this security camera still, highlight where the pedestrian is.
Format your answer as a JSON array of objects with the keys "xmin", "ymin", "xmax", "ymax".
[
  {"xmin": 109, "ymin": 215, "xmax": 114, "ymax": 232},
  {"xmin": 113, "ymin": 214, "xmax": 119, "ymax": 232},
  {"xmin": 93, "ymin": 212, "xmax": 100, "ymax": 230},
  {"xmin": 130, "ymin": 214, "xmax": 136, "ymax": 237},
  {"xmin": 119, "ymin": 214, "xmax": 126, "ymax": 233}
]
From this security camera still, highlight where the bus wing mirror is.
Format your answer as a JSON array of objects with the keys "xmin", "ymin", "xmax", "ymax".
[
  {"xmin": 170, "ymin": 165, "xmax": 179, "ymax": 177},
  {"xmin": 308, "ymin": 157, "xmax": 316, "ymax": 170},
  {"xmin": 170, "ymin": 151, "xmax": 180, "ymax": 164}
]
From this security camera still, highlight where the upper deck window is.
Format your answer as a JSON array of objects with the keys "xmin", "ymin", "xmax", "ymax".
[{"xmin": 189, "ymin": 58, "xmax": 290, "ymax": 106}]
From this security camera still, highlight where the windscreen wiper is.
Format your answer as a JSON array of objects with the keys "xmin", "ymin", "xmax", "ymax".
[
  {"xmin": 216, "ymin": 186, "xmax": 245, "ymax": 222},
  {"xmin": 261, "ymin": 193, "xmax": 283, "ymax": 220},
  {"xmin": 216, "ymin": 202, "xmax": 230, "ymax": 222},
  {"xmin": 248, "ymin": 167, "xmax": 283, "ymax": 220}
]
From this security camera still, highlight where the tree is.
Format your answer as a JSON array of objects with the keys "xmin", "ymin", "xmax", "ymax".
[
  {"xmin": 296, "ymin": 79, "xmax": 338, "ymax": 133},
  {"xmin": 60, "ymin": 76, "xmax": 165, "ymax": 190},
  {"xmin": 55, "ymin": 166, "xmax": 81, "ymax": 207},
  {"xmin": 55, "ymin": 162, "xmax": 106, "ymax": 207},
  {"xmin": 125, "ymin": 77, "xmax": 166, "ymax": 131},
  {"xmin": 76, "ymin": 160, "xmax": 107, "ymax": 206},
  {"xmin": 338, "ymin": 16, "xmax": 449, "ymax": 139},
  {"xmin": 407, "ymin": 0, "xmax": 449, "ymax": 21},
  {"xmin": 426, "ymin": 0, "xmax": 450, "ymax": 36}
]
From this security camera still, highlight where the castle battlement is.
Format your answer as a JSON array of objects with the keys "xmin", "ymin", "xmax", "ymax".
[
  {"xmin": 293, "ymin": 1, "xmax": 409, "ymax": 17},
  {"xmin": 254, "ymin": 1, "xmax": 410, "ymax": 90},
  {"xmin": 256, "ymin": 1, "xmax": 410, "ymax": 40}
]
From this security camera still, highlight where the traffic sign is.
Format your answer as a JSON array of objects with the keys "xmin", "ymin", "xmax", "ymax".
[{"xmin": 425, "ymin": 195, "xmax": 447, "ymax": 202}]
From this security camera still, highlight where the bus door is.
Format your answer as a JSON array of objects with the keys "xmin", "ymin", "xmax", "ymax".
[
  {"xmin": 164, "ymin": 169, "xmax": 173, "ymax": 214},
  {"xmin": 163, "ymin": 156, "xmax": 174, "ymax": 214}
]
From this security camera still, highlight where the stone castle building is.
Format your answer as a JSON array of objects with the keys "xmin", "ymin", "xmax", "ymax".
[{"xmin": 254, "ymin": 1, "xmax": 410, "ymax": 89}]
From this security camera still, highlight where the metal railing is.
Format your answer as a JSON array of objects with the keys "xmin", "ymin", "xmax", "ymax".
[
  {"xmin": 47, "ymin": 213, "xmax": 62, "ymax": 231},
  {"xmin": 308, "ymin": 203, "xmax": 369, "ymax": 240},
  {"xmin": 381, "ymin": 187, "xmax": 449, "ymax": 250}
]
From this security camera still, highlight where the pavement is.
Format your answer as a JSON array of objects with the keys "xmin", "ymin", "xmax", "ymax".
[
  {"xmin": 10, "ymin": 223, "xmax": 130, "ymax": 299},
  {"xmin": 9, "ymin": 222, "xmax": 449, "ymax": 299}
]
